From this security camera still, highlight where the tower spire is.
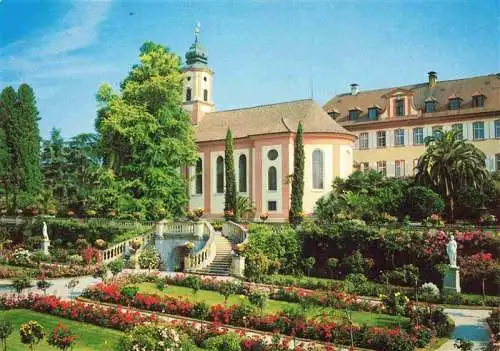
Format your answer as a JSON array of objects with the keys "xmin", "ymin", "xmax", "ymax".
[
  {"xmin": 195, "ymin": 21, "xmax": 201, "ymax": 43},
  {"xmin": 185, "ymin": 21, "xmax": 208, "ymax": 67}
]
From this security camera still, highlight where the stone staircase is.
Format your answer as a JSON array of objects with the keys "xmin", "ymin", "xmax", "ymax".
[{"xmin": 191, "ymin": 233, "xmax": 232, "ymax": 276}]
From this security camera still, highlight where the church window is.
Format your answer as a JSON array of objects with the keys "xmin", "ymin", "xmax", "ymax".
[
  {"xmin": 268, "ymin": 166, "xmax": 277, "ymax": 191},
  {"xmin": 216, "ymin": 156, "xmax": 224, "ymax": 193},
  {"xmin": 267, "ymin": 201, "xmax": 277, "ymax": 212},
  {"xmin": 312, "ymin": 149, "xmax": 324, "ymax": 189},
  {"xmin": 267, "ymin": 149, "xmax": 278, "ymax": 161},
  {"xmin": 203, "ymin": 89, "xmax": 208, "ymax": 102},
  {"xmin": 195, "ymin": 158, "xmax": 203, "ymax": 194},
  {"xmin": 238, "ymin": 155, "xmax": 247, "ymax": 193},
  {"xmin": 186, "ymin": 88, "xmax": 192, "ymax": 102}
]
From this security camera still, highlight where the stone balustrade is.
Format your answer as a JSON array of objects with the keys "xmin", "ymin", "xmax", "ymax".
[
  {"xmin": 100, "ymin": 230, "xmax": 155, "ymax": 263},
  {"xmin": 223, "ymin": 221, "xmax": 248, "ymax": 244},
  {"xmin": 184, "ymin": 221, "xmax": 217, "ymax": 271}
]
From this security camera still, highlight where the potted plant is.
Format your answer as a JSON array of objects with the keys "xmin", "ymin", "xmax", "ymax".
[
  {"xmin": 480, "ymin": 213, "xmax": 497, "ymax": 226},
  {"xmin": 107, "ymin": 210, "xmax": 117, "ymax": 218},
  {"xmin": 47, "ymin": 208, "xmax": 56, "ymax": 216},
  {"xmin": 259, "ymin": 212, "xmax": 269, "ymax": 222},
  {"xmin": 67, "ymin": 210, "xmax": 75, "ymax": 218},
  {"xmin": 0, "ymin": 208, "xmax": 6, "ymax": 216},
  {"xmin": 183, "ymin": 241, "xmax": 194, "ymax": 255},
  {"xmin": 224, "ymin": 209, "xmax": 234, "ymax": 221},
  {"xmin": 15, "ymin": 208, "xmax": 23, "ymax": 216},
  {"xmin": 193, "ymin": 208, "xmax": 204, "ymax": 219},
  {"xmin": 133, "ymin": 211, "xmax": 142, "ymax": 220}
]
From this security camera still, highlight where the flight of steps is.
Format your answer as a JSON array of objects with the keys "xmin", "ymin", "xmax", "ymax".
[{"xmin": 191, "ymin": 233, "xmax": 232, "ymax": 276}]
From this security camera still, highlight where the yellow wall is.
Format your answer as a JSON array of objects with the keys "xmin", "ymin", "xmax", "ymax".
[{"xmin": 352, "ymin": 117, "xmax": 500, "ymax": 176}]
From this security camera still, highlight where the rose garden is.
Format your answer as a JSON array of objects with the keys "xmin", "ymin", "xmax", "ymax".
[{"xmin": 1, "ymin": 42, "xmax": 499, "ymax": 351}]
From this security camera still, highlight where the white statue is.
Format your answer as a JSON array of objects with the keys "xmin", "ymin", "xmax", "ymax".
[
  {"xmin": 446, "ymin": 235, "xmax": 458, "ymax": 267},
  {"xmin": 42, "ymin": 222, "xmax": 49, "ymax": 241}
]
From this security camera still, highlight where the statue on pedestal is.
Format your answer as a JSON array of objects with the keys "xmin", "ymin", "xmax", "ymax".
[
  {"xmin": 41, "ymin": 221, "xmax": 50, "ymax": 255},
  {"xmin": 446, "ymin": 234, "xmax": 457, "ymax": 267},
  {"xmin": 443, "ymin": 234, "xmax": 460, "ymax": 294}
]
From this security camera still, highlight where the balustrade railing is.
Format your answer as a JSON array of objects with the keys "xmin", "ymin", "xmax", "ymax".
[
  {"xmin": 100, "ymin": 230, "xmax": 155, "ymax": 263},
  {"xmin": 223, "ymin": 221, "xmax": 249, "ymax": 244},
  {"xmin": 184, "ymin": 221, "xmax": 217, "ymax": 272},
  {"xmin": 164, "ymin": 221, "xmax": 195, "ymax": 234}
]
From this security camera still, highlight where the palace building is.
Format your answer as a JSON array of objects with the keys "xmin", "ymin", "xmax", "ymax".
[
  {"xmin": 324, "ymin": 72, "xmax": 500, "ymax": 177},
  {"xmin": 182, "ymin": 29, "xmax": 356, "ymax": 220}
]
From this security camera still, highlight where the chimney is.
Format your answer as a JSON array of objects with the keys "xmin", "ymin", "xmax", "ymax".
[
  {"xmin": 350, "ymin": 83, "xmax": 359, "ymax": 96},
  {"xmin": 428, "ymin": 71, "xmax": 437, "ymax": 88}
]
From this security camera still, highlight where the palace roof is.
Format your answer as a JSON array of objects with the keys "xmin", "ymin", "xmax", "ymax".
[
  {"xmin": 324, "ymin": 73, "xmax": 500, "ymax": 125},
  {"xmin": 195, "ymin": 99, "xmax": 354, "ymax": 142}
]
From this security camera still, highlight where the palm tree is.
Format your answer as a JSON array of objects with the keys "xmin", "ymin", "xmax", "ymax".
[{"xmin": 415, "ymin": 129, "xmax": 489, "ymax": 221}]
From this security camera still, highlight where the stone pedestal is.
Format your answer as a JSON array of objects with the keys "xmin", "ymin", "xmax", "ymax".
[
  {"xmin": 41, "ymin": 239, "xmax": 50, "ymax": 255},
  {"xmin": 194, "ymin": 221, "xmax": 204, "ymax": 238},
  {"xmin": 443, "ymin": 266, "xmax": 461, "ymax": 294},
  {"xmin": 156, "ymin": 219, "xmax": 168, "ymax": 238},
  {"xmin": 231, "ymin": 256, "xmax": 245, "ymax": 278}
]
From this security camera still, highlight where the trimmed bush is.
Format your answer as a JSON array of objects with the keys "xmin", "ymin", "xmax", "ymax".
[{"xmin": 401, "ymin": 186, "xmax": 444, "ymax": 221}]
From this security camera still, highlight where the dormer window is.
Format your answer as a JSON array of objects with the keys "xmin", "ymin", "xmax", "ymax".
[
  {"xmin": 448, "ymin": 94, "xmax": 462, "ymax": 110},
  {"xmin": 472, "ymin": 92, "xmax": 485, "ymax": 108},
  {"xmin": 424, "ymin": 97, "xmax": 437, "ymax": 113},
  {"xmin": 348, "ymin": 107, "xmax": 362, "ymax": 121},
  {"xmin": 328, "ymin": 109, "xmax": 340, "ymax": 120},
  {"xmin": 394, "ymin": 98, "xmax": 405, "ymax": 117},
  {"xmin": 368, "ymin": 105, "xmax": 380, "ymax": 120}
]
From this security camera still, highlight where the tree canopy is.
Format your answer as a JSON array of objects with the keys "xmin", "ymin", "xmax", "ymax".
[{"xmin": 94, "ymin": 42, "xmax": 198, "ymax": 219}]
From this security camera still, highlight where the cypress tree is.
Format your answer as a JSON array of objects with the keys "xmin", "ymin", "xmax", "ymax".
[
  {"xmin": 289, "ymin": 122, "xmax": 305, "ymax": 224},
  {"xmin": 17, "ymin": 84, "xmax": 42, "ymax": 198},
  {"xmin": 224, "ymin": 128, "xmax": 238, "ymax": 220},
  {"xmin": 0, "ymin": 86, "xmax": 22, "ymax": 210}
]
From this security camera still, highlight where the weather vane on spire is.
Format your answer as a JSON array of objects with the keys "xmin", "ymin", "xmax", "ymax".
[{"xmin": 195, "ymin": 21, "xmax": 201, "ymax": 42}]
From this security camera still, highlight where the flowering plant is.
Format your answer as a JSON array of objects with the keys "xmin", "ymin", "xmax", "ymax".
[
  {"xmin": 94, "ymin": 239, "xmax": 107, "ymax": 250},
  {"xmin": 85, "ymin": 209, "xmax": 96, "ymax": 217},
  {"xmin": 184, "ymin": 241, "xmax": 194, "ymax": 250},
  {"xmin": 480, "ymin": 213, "xmax": 497, "ymax": 225},
  {"xmin": 224, "ymin": 209, "xmax": 234, "ymax": 219},
  {"xmin": 193, "ymin": 208, "xmax": 204, "ymax": 218},
  {"xmin": 47, "ymin": 323, "xmax": 76, "ymax": 350},
  {"xmin": 423, "ymin": 213, "xmax": 444, "ymax": 227},
  {"xmin": 20, "ymin": 320, "xmax": 45, "ymax": 350},
  {"xmin": 259, "ymin": 213, "xmax": 269, "ymax": 222}
]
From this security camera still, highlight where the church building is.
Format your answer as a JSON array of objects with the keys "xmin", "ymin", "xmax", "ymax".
[{"xmin": 182, "ymin": 28, "xmax": 355, "ymax": 220}]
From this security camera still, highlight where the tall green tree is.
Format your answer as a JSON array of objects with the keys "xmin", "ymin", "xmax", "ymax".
[
  {"xmin": 0, "ymin": 129, "xmax": 8, "ymax": 208},
  {"xmin": 95, "ymin": 42, "xmax": 198, "ymax": 219},
  {"xmin": 1, "ymin": 87, "xmax": 23, "ymax": 210},
  {"xmin": 17, "ymin": 84, "xmax": 42, "ymax": 198},
  {"xmin": 415, "ymin": 129, "xmax": 489, "ymax": 220},
  {"xmin": 224, "ymin": 128, "xmax": 237, "ymax": 220},
  {"xmin": 289, "ymin": 122, "xmax": 305, "ymax": 224}
]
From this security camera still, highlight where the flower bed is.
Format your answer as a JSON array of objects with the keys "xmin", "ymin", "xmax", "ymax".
[
  {"xmin": 82, "ymin": 283, "xmax": 438, "ymax": 350},
  {"xmin": 0, "ymin": 262, "xmax": 104, "ymax": 279},
  {"xmin": 0, "ymin": 293, "xmax": 153, "ymax": 331}
]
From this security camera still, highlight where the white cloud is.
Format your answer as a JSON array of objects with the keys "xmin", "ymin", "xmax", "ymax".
[{"xmin": 0, "ymin": 1, "xmax": 114, "ymax": 84}]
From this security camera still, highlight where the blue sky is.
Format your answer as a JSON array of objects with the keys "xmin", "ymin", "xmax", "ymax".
[{"xmin": 1, "ymin": 0, "xmax": 499, "ymax": 138}]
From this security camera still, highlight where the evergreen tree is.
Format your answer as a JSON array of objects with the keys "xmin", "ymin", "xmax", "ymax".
[
  {"xmin": 17, "ymin": 84, "xmax": 42, "ymax": 198},
  {"xmin": 289, "ymin": 122, "xmax": 305, "ymax": 224},
  {"xmin": 0, "ymin": 128, "xmax": 8, "ymax": 208},
  {"xmin": 0, "ymin": 86, "xmax": 22, "ymax": 210},
  {"xmin": 95, "ymin": 42, "xmax": 197, "ymax": 219},
  {"xmin": 224, "ymin": 128, "xmax": 237, "ymax": 220}
]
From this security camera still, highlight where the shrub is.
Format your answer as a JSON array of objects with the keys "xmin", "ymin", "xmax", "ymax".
[
  {"xmin": 30, "ymin": 251, "xmax": 50, "ymax": 266},
  {"xmin": 67, "ymin": 254, "xmax": 83, "ymax": 266},
  {"xmin": 47, "ymin": 323, "xmax": 76, "ymax": 351},
  {"xmin": 138, "ymin": 247, "xmax": 160, "ymax": 270},
  {"xmin": 117, "ymin": 323, "xmax": 191, "ymax": 351},
  {"xmin": 202, "ymin": 333, "xmax": 241, "ymax": 351},
  {"xmin": 192, "ymin": 302, "xmax": 210, "ymax": 321},
  {"xmin": 185, "ymin": 275, "xmax": 201, "ymax": 295},
  {"xmin": 94, "ymin": 239, "xmax": 107, "ymax": 250},
  {"xmin": 247, "ymin": 290, "xmax": 268, "ymax": 314},
  {"xmin": 0, "ymin": 319, "xmax": 12, "ymax": 351},
  {"xmin": 19, "ymin": 320, "xmax": 44, "ymax": 350},
  {"xmin": 342, "ymin": 250, "xmax": 373, "ymax": 275},
  {"xmin": 401, "ymin": 186, "xmax": 444, "ymax": 221},
  {"xmin": 11, "ymin": 248, "xmax": 31, "ymax": 266},
  {"xmin": 36, "ymin": 279, "xmax": 52, "ymax": 295},
  {"xmin": 81, "ymin": 248, "xmax": 101, "ymax": 265},
  {"xmin": 12, "ymin": 276, "xmax": 32, "ymax": 294},
  {"xmin": 219, "ymin": 282, "xmax": 240, "ymax": 304},
  {"xmin": 419, "ymin": 282, "xmax": 440, "ymax": 300},
  {"xmin": 108, "ymin": 259, "xmax": 125, "ymax": 277}
]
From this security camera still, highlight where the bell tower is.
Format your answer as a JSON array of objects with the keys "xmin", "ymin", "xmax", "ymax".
[{"xmin": 182, "ymin": 23, "xmax": 215, "ymax": 124}]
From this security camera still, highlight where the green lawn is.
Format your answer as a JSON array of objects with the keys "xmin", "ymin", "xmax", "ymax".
[
  {"xmin": 135, "ymin": 282, "xmax": 408, "ymax": 328},
  {"xmin": 0, "ymin": 309, "xmax": 123, "ymax": 350}
]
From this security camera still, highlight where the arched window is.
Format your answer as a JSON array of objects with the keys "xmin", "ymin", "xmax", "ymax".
[
  {"xmin": 238, "ymin": 155, "xmax": 247, "ymax": 193},
  {"xmin": 186, "ymin": 88, "xmax": 192, "ymax": 102},
  {"xmin": 312, "ymin": 149, "xmax": 324, "ymax": 189},
  {"xmin": 216, "ymin": 156, "xmax": 224, "ymax": 193},
  {"xmin": 268, "ymin": 166, "xmax": 277, "ymax": 191},
  {"xmin": 203, "ymin": 89, "xmax": 208, "ymax": 102},
  {"xmin": 195, "ymin": 158, "xmax": 202, "ymax": 194}
]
